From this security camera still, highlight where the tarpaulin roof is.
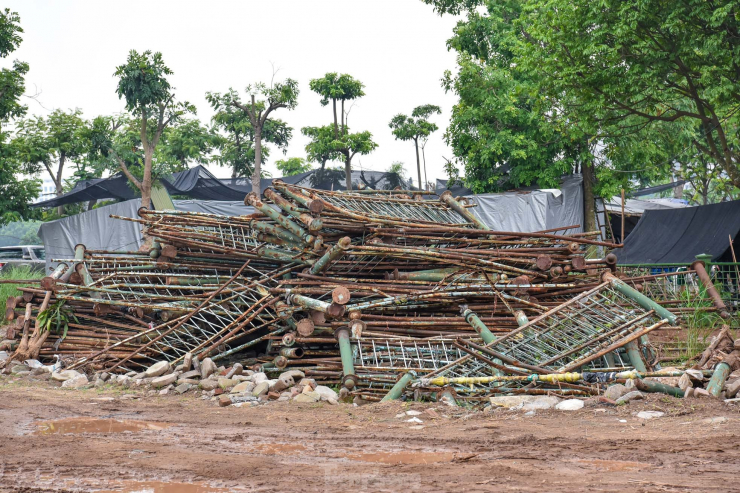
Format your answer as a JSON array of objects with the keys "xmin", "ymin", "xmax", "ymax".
[
  {"xmin": 605, "ymin": 197, "xmax": 689, "ymax": 216},
  {"xmin": 31, "ymin": 166, "xmax": 413, "ymax": 207},
  {"xmin": 612, "ymin": 200, "xmax": 740, "ymax": 264}
]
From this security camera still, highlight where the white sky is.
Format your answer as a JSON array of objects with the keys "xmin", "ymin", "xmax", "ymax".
[{"xmin": 4, "ymin": 0, "xmax": 460, "ymax": 183}]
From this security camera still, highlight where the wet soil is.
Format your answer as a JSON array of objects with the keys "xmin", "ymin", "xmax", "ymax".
[{"xmin": 1, "ymin": 377, "xmax": 739, "ymax": 492}]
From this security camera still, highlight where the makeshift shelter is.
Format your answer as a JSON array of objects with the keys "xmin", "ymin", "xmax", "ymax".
[
  {"xmin": 605, "ymin": 196, "xmax": 689, "ymax": 240},
  {"xmin": 612, "ymin": 200, "xmax": 740, "ymax": 264}
]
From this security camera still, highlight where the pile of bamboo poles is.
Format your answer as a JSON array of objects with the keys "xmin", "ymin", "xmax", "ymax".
[{"xmin": 5, "ymin": 182, "xmax": 725, "ymax": 401}]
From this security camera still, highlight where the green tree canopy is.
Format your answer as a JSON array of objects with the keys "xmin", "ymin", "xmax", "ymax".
[
  {"xmin": 0, "ymin": 9, "xmax": 40, "ymax": 225},
  {"xmin": 275, "ymin": 157, "xmax": 311, "ymax": 176},
  {"xmin": 207, "ymin": 89, "xmax": 292, "ymax": 179},
  {"xmin": 113, "ymin": 49, "xmax": 195, "ymax": 210},
  {"xmin": 308, "ymin": 73, "xmax": 377, "ymax": 189},
  {"xmin": 207, "ymin": 79, "xmax": 299, "ymax": 195},
  {"xmin": 389, "ymin": 104, "xmax": 441, "ymax": 190}
]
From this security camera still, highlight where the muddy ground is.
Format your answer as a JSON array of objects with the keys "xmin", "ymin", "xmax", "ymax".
[{"xmin": 1, "ymin": 376, "xmax": 739, "ymax": 493}]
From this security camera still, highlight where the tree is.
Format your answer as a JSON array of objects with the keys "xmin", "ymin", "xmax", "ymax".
[
  {"xmin": 385, "ymin": 161, "xmax": 408, "ymax": 190},
  {"xmin": 301, "ymin": 125, "xmax": 342, "ymax": 170},
  {"xmin": 14, "ymin": 109, "xmax": 88, "ymax": 215},
  {"xmin": 113, "ymin": 50, "xmax": 194, "ymax": 209},
  {"xmin": 309, "ymin": 73, "xmax": 377, "ymax": 189},
  {"xmin": 275, "ymin": 157, "xmax": 311, "ymax": 177},
  {"xmin": 521, "ymin": 0, "xmax": 740, "ymax": 189},
  {"xmin": 207, "ymin": 89, "xmax": 292, "ymax": 179},
  {"xmin": 208, "ymin": 79, "xmax": 298, "ymax": 195},
  {"xmin": 0, "ymin": 9, "xmax": 40, "ymax": 225},
  {"xmin": 389, "ymin": 104, "xmax": 441, "ymax": 190}
]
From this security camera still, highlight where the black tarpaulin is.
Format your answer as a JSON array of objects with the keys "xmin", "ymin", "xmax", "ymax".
[{"xmin": 612, "ymin": 200, "xmax": 740, "ymax": 264}]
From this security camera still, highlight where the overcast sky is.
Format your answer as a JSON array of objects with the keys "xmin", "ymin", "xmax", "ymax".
[{"xmin": 4, "ymin": 0, "xmax": 460, "ymax": 182}]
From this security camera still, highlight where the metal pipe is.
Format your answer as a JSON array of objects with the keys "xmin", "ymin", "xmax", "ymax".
[
  {"xmin": 309, "ymin": 237, "xmax": 351, "ymax": 274},
  {"xmin": 380, "ymin": 371, "xmax": 416, "ymax": 402},
  {"xmin": 691, "ymin": 258, "xmax": 730, "ymax": 319},
  {"xmin": 706, "ymin": 362, "xmax": 731, "ymax": 397},
  {"xmin": 335, "ymin": 327, "xmax": 357, "ymax": 389},
  {"xmin": 602, "ymin": 272, "xmax": 677, "ymax": 324},
  {"xmin": 439, "ymin": 191, "xmax": 489, "ymax": 230}
]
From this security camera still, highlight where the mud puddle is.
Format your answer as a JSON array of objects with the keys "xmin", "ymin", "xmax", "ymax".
[
  {"xmin": 575, "ymin": 459, "xmax": 652, "ymax": 472},
  {"xmin": 34, "ymin": 417, "xmax": 171, "ymax": 435},
  {"xmin": 348, "ymin": 451, "xmax": 456, "ymax": 464},
  {"xmin": 96, "ymin": 480, "xmax": 230, "ymax": 492},
  {"xmin": 253, "ymin": 443, "xmax": 307, "ymax": 454}
]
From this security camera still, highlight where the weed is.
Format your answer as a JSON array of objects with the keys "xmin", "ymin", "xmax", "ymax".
[{"xmin": 0, "ymin": 266, "xmax": 43, "ymax": 326}]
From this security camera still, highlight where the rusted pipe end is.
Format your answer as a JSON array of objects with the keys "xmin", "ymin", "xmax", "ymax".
[
  {"xmin": 332, "ymin": 286, "xmax": 351, "ymax": 305},
  {"xmin": 137, "ymin": 206, "xmax": 151, "ymax": 217},
  {"xmin": 40, "ymin": 277, "xmax": 57, "ymax": 291},
  {"xmin": 326, "ymin": 302, "xmax": 346, "ymax": 319},
  {"xmin": 348, "ymin": 310, "xmax": 362, "ymax": 321},
  {"xmin": 273, "ymin": 355, "xmax": 288, "ymax": 369},
  {"xmin": 690, "ymin": 259, "xmax": 706, "ymax": 271},
  {"xmin": 244, "ymin": 192, "xmax": 260, "ymax": 207},
  {"xmin": 601, "ymin": 271, "xmax": 618, "ymax": 283},
  {"xmin": 567, "ymin": 242, "xmax": 580, "ymax": 254},
  {"xmin": 282, "ymin": 332, "xmax": 296, "ymax": 346},
  {"xmin": 307, "ymin": 199, "xmax": 324, "ymax": 214},
  {"xmin": 549, "ymin": 266, "xmax": 564, "ymax": 278},
  {"xmin": 310, "ymin": 310, "xmax": 326, "ymax": 324},
  {"xmin": 337, "ymin": 236, "xmax": 352, "ymax": 249},
  {"xmin": 296, "ymin": 319, "xmax": 315, "ymax": 337},
  {"xmin": 571, "ymin": 256, "xmax": 587, "ymax": 271},
  {"xmin": 535, "ymin": 255, "xmax": 553, "ymax": 271},
  {"xmin": 439, "ymin": 190, "xmax": 453, "ymax": 201},
  {"xmin": 350, "ymin": 319, "xmax": 366, "ymax": 338},
  {"xmin": 342, "ymin": 374, "xmax": 357, "ymax": 390}
]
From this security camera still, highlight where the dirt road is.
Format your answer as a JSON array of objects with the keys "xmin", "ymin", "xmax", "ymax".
[{"xmin": 1, "ymin": 377, "xmax": 739, "ymax": 492}]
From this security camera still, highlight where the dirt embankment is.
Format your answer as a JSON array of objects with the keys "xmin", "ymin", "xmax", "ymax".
[{"xmin": 1, "ymin": 377, "xmax": 739, "ymax": 492}]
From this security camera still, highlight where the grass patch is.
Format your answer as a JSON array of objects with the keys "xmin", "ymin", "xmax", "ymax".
[{"xmin": 0, "ymin": 266, "xmax": 43, "ymax": 326}]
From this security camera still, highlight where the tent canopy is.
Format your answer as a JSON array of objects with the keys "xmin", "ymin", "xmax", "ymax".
[{"xmin": 611, "ymin": 200, "xmax": 740, "ymax": 264}]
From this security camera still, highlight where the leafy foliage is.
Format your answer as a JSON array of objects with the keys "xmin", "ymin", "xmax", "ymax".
[
  {"xmin": 275, "ymin": 157, "xmax": 311, "ymax": 176},
  {"xmin": 36, "ymin": 300, "xmax": 77, "ymax": 341},
  {"xmin": 207, "ymin": 79, "xmax": 299, "ymax": 193},
  {"xmin": 389, "ymin": 104, "xmax": 441, "ymax": 189},
  {"xmin": 0, "ymin": 9, "xmax": 41, "ymax": 224}
]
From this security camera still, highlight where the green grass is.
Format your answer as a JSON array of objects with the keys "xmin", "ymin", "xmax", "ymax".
[
  {"xmin": 674, "ymin": 286, "xmax": 737, "ymax": 363},
  {"xmin": 0, "ymin": 266, "xmax": 43, "ymax": 326}
]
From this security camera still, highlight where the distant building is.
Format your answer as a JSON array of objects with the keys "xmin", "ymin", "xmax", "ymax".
[{"xmin": 33, "ymin": 176, "xmax": 57, "ymax": 204}]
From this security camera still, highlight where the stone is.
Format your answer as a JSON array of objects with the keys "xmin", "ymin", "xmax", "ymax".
[
  {"xmin": 218, "ymin": 395, "xmax": 232, "ymax": 407},
  {"xmin": 179, "ymin": 369, "xmax": 201, "ymax": 380},
  {"xmin": 604, "ymin": 384, "xmax": 629, "ymax": 401},
  {"xmin": 199, "ymin": 378, "xmax": 219, "ymax": 391},
  {"xmin": 177, "ymin": 378, "xmax": 200, "ymax": 386},
  {"xmin": 616, "ymin": 391, "xmax": 644, "ymax": 405},
  {"xmin": 327, "ymin": 398, "xmax": 338, "ymax": 405},
  {"xmin": 267, "ymin": 391, "xmax": 281, "ymax": 400},
  {"xmin": 23, "ymin": 359, "xmax": 43, "ymax": 369},
  {"xmin": 132, "ymin": 372, "xmax": 147, "ymax": 381},
  {"xmin": 298, "ymin": 378, "xmax": 317, "ymax": 390},
  {"xmin": 225, "ymin": 363, "xmax": 243, "ymax": 379},
  {"xmin": 218, "ymin": 378, "xmax": 238, "ymax": 390},
  {"xmin": 200, "ymin": 358, "xmax": 217, "ymax": 379},
  {"xmin": 135, "ymin": 378, "xmax": 153, "ymax": 387},
  {"xmin": 61, "ymin": 374, "xmax": 89, "ymax": 389},
  {"xmin": 353, "ymin": 396, "xmax": 372, "ymax": 406},
  {"xmin": 636, "ymin": 411, "xmax": 664, "ymax": 419},
  {"xmin": 99, "ymin": 372, "xmax": 110, "ymax": 382},
  {"xmin": 489, "ymin": 395, "xmax": 539, "ymax": 409},
  {"xmin": 0, "ymin": 351, "xmax": 8, "ymax": 362},
  {"xmin": 231, "ymin": 395, "xmax": 257, "ymax": 405},
  {"xmin": 702, "ymin": 416, "xmax": 728, "ymax": 425},
  {"xmin": 522, "ymin": 396, "xmax": 562, "ymax": 411},
  {"xmin": 555, "ymin": 399, "xmax": 585, "ymax": 411},
  {"xmin": 279, "ymin": 369, "xmax": 305, "ymax": 381},
  {"xmin": 252, "ymin": 372, "xmax": 267, "ymax": 384},
  {"xmin": 290, "ymin": 386, "xmax": 303, "ymax": 397},
  {"xmin": 174, "ymin": 364, "xmax": 184, "ymax": 372},
  {"xmin": 725, "ymin": 379, "xmax": 740, "ymax": 399},
  {"xmin": 51, "ymin": 369, "xmax": 81, "ymax": 382},
  {"xmin": 232, "ymin": 375, "xmax": 252, "ymax": 382},
  {"xmin": 94, "ymin": 378, "xmax": 106, "ymax": 388},
  {"xmin": 271, "ymin": 375, "xmax": 294, "ymax": 393},
  {"xmin": 252, "ymin": 381, "xmax": 270, "ymax": 397},
  {"xmin": 175, "ymin": 383, "xmax": 192, "ymax": 394},
  {"xmin": 192, "ymin": 355, "xmax": 201, "ymax": 374},
  {"xmin": 231, "ymin": 381, "xmax": 255, "ymax": 394},
  {"xmin": 182, "ymin": 352, "xmax": 193, "ymax": 372},
  {"xmin": 406, "ymin": 410, "xmax": 422, "ymax": 416},
  {"xmin": 214, "ymin": 388, "xmax": 224, "ymax": 396},
  {"xmin": 125, "ymin": 371, "xmax": 138, "ymax": 377},
  {"xmin": 314, "ymin": 385, "xmax": 339, "ymax": 402},
  {"xmin": 159, "ymin": 385, "xmax": 173, "ymax": 395},
  {"xmin": 144, "ymin": 361, "xmax": 170, "ymax": 378},
  {"xmin": 278, "ymin": 394, "xmax": 291, "ymax": 402},
  {"xmin": 294, "ymin": 391, "xmax": 320, "ymax": 403},
  {"xmin": 679, "ymin": 373, "xmax": 694, "ymax": 391},
  {"xmin": 151, "ymin": 373, "xmax": 178, "ymax": 388},
  {"xmin": 117, "ymin": 376, "xmax": 132, "ymax": 387},
  {"xmin": 31, "ymin": 367, "xmax": 46, "ymax": 376}
]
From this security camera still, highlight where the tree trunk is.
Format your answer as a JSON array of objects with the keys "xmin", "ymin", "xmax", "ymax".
[
  {"xmin": 141, "ymin": 147, "xmax": 154, "ymax": 211},
  {"xmin": 87, "ymin": 200, "xmax": 97, "ymax": 211},
  {"xmin": 332, "ymin": 99, "xmax": 338, "ymax": 137},
  {"xmin": 582, "ymin": 160, "xmax": 597, "ymax": 232},
  {"xmin": 421, "ymin": 143, "xmax": 428, "ymax": 191},
  {"xmin": 344, "ymin": 151, "xmax": 352, "ymax": 191},
  {"xmin": 253, "ymin": 127, "xmax": 263, "ymax": 196},
  {"xmin": 55, "ymin": 152, "xmax": 66, "ymax": 217},
  {"xmin": 414, "ymin": 138, "xmax": 422, "ymax": 190}
]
